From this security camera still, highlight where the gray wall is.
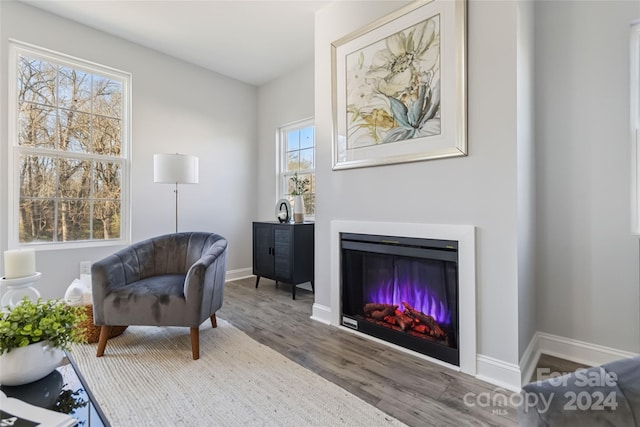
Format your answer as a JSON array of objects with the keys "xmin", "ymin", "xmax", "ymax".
[
  {"xmin": 315, "ymin": 0, "xmax": 525, "ymax": 366},
  {"xmin": 517, "ymin": 0, "xmax": 537, "ymax": 360},
  {"xmin": 256, "ymin": 61, "xmax": 315, "ymax": 220},
  {"xmin": 535, "ymin": 1, "xmax": 640, "ymax": 353},
  {"xmin": 0, "ymin": 1, "xmax": 258, "ymax": 298}
]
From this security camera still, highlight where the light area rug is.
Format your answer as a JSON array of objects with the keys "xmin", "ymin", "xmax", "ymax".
[{"xmin": 70, "ymin": 319, "xmax": 407, "ymax": 427}]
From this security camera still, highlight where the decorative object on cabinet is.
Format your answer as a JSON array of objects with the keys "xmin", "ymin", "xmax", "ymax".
[
  {"xmin": 289, "ymin": 172, "xmax": 309, "ymax": 223},
  {"xmin": 275, "ymin": 198, "xmax": 291, "ymax": 223},
  {"xmin": 252, "ymin": 222, "xmax": 314, "ymax": 300},
  {"xmin": 293, "ymin": 196, "xmax": 305, "ymax": 224},
  {"xmin": 153, "ymin": 153, "xmax": 199, "ymax": 232}
]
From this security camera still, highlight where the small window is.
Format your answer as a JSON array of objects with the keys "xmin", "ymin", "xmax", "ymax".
[
  {"xmin": 9, "ymin": 41, "xmax": 130, "ymax": 247},
  {"xmin": 279, "ymin": 119, "xmax": 315, "ymax": 218}
]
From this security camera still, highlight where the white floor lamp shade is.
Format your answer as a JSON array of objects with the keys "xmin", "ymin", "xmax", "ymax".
[
  {"xmin": 154, "ymin": 153, "xmax": 199, "ymax": 232},
  {"xmin": 154, "ymin": 154, "xmax": 199, "ymax": 184}
]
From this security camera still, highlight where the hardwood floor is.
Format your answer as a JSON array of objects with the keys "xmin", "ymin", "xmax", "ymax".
[
  {"xmin": 217, "ymin": 278, "xmax": 518, "ymax": 426},
  {"xmin": 530, "ymin": 353, "xmax": 589, "ymax": 383}
]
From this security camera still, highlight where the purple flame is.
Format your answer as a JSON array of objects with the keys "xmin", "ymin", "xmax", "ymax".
[{"xmin": 366, "ymin": 276, "xmax": 450, "ymax": 324}]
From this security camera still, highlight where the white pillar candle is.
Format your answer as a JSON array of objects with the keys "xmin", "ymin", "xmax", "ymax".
[{"xmin": 4, "ymin": 249, "xmax": 36, "ymax": 279}]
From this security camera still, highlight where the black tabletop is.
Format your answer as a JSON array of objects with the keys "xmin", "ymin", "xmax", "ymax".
[{"xmin": 1, "ymin": 352, "xmax": 109, "ymax": 426}]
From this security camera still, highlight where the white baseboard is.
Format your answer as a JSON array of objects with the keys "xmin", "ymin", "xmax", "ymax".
[
  {"xmin": 536, "ymin": 332, "xmax": 638, "ymax": 367},
  {"xmin": 519, "ymin": 332, "xmax": 639, "ymax": 386},
  {"xmin": 476, "ymin": 354, "xmax": 521, "ymax": 392},
  {"xmin": 310, "ymin": 303, "xmax": 331, "ymax": 325},
  {"xmin": 519, "ymin": 332, "xmax": 542, "ymax": 387},
  {"xmin": 225, "ymin": 268, "xmax": 253, "ymax": 282}
]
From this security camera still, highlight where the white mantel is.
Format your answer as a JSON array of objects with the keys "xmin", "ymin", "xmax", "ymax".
[{"xmin": 312, "ymin": 220, "xmax": 477, "ymax": 376}]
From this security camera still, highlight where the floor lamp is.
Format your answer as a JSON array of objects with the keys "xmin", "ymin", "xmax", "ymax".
[{"xmin": 153, "ymin": 153, "xmax": 199, "ymax": 233}]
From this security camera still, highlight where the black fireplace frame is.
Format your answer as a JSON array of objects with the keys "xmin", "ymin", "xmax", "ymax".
[{"xmin": 340, "ymin": 232, "xmax": 460, "ymax": 366}]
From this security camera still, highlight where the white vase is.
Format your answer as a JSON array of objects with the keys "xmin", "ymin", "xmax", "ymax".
[
  {"xmin": 293, "ymin": 195, "xmax": 305, "ymax": 223},
  {"xmin": 0, "ymin": 340, "xmax": 64, "ymax": 386}
]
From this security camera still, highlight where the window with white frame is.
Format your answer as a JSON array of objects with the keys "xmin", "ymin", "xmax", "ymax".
[
  {"xmin": 279, "ymin": 119, "xmax": 315, "ymax": 217},
  {"xmin": 9, "ymin": 41, "xmax": 130, "ymax": 246}
]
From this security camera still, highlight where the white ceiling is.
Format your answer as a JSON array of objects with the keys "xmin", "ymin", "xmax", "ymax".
[{"xmin": 21, "ymin": 0, "xmax": 331, "ymax": 86}]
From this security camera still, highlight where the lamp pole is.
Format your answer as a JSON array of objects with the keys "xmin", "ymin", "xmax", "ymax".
[
  {"xmin": 153, "ymin": 153, "xmax": 198, "ymax": 234},
  {"xmin": 174, "ymin": 182, "xmax": 179, "ymax": 233}
]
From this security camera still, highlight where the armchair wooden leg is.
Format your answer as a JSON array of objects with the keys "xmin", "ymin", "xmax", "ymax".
[
  {"xmin": 96, "ymin": 326, "xmax": 111, "ymax": 357},
  {"xmin": 190, "ymin": 327, "xmax": 200, "ymax": 360},
  {"xmin": 210, "ymin": 314, "xmax": 217, "ymax": 328}
]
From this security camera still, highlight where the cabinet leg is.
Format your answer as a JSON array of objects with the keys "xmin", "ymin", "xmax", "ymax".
[
  {"xmin": 292, "ymin": 284, "xmax": 296, "ymax": 300},
  {"xmin": 255, "ymin": 276, "xmax": 260, "ymax": 288}
]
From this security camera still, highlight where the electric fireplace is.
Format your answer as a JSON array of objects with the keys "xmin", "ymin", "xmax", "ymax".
[{"xmin": 341, "ymin": 233, "xmax": 459, "ymax": 366}]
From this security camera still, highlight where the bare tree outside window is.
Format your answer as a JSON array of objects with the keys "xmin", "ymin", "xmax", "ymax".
[{"xmin": 13, "ymin": 45, "xmax": 129, "ymax": 245}]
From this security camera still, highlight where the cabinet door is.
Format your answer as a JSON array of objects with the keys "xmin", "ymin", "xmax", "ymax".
[
  {"xmin": 291, "ymin": 223, "xmax": 314, "ymax": 284},
  {"xmin": 273, "ymin": 226, "xmax": 292, "ymax": 281},
  {"xmin": 253, "ymin": 223, "xmax": 274, "ymax": 278}
]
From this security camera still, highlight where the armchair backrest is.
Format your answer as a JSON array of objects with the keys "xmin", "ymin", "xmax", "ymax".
[{"xmin": 113, "ymin": 232, "xmax": 227, "ymax": 283}]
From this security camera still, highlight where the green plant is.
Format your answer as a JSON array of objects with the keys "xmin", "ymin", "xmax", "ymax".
[
  {"xmin": 0, "ymin": 297, "xmax": 87, "ymax": 355},
  {"xmin": 290, "ymin": 172, "xmax": 310, "ymax": 196}
]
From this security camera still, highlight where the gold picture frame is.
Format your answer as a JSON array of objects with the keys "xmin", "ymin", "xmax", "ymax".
[{"xmin": 331, "ymin": 0, "xmax": 467, "ymax": 170}]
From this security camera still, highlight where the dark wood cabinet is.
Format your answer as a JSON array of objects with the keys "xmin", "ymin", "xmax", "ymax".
[{"xmin": 252, "ymin": 221, "xmax": 314, "ymax": 299}]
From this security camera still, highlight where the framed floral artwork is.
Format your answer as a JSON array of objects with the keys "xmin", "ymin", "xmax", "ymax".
[{"xmin": 331, "ymin": 0, "xmax": 467, "ymax": 170}]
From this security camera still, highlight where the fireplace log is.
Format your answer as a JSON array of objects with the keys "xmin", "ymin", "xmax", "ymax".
[
  {"xmin": 370, "ymin": 310, "xmax": 389, "ymax": 320},
  {"xmin": 413, "ymin": 324, "xmax": 428, "ymax": 334},
  {"xmin": 394, "ymin": 313, "xmax": 414, "ymax": 331},
  {"xmin": 364, "ymin": 303, "xmax": 397, "ymax": 320},
  {"xmin": 364, "ymin": 303, "xmax": 396, "ymax": 313},
  {"xmin": 411, "ymin": 322, "xmax": 436, "ymax": 336},
  {"xmin": 402, "ymin": 302, "xmax": 446, "ymax": 338}
]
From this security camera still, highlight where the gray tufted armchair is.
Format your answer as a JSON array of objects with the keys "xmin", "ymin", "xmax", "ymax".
[{"xmin": 91, "ymin": 232, "xmax": 228, "ymax": 360}]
